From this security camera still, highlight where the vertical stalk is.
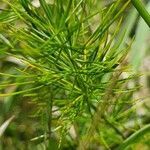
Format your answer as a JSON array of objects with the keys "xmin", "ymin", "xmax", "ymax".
[
  {"xmin": 47, "ymin": 86, "xmax": 53, "ymax": 139},
  {"xmin": 131, "ymin": 0, "xmax": 150, "ymax": 27}
]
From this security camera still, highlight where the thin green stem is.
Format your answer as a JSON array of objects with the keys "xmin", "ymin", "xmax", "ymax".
[
  {"xmin": 118, "ymin": 124, "xmax": 150, "ymax": 150},
  {"xmin": 131, "ymin": 0, "xmax": 150, "ymax": 27}
]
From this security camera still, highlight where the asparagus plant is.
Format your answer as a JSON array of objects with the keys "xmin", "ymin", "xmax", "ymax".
[{"xmin": 0, "ymin": 0, "xmax": 149, "ymax": 149}]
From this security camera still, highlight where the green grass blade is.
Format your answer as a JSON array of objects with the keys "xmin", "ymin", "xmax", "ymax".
[
  {"xmin": 118, "ymin": 124, "xmax": 150, "ymax": 150},
  {"xmin": 131, "ymin": 0, "xmax": 150, "ymax": 27}
]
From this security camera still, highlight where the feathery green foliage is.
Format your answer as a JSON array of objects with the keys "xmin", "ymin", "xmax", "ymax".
[{"xmin": 0, "ymin": 0, "xmax": 150, "ymax": 149}]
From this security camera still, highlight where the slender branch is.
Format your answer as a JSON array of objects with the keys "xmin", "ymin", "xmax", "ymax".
[
  {"xmin": 117, "ymin": 124, "xmax": 150, "ymax": 150},
  {"xmin": 47, "ymin": 87, "xmax": 53, "ymax": 138},
  {"xmin": 102, "ymin": 115, "xmax": 125, "ymax": 139},
  {"xmin": 131, "ymin": 0, "xmax": 150, "ymax": 27}
]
